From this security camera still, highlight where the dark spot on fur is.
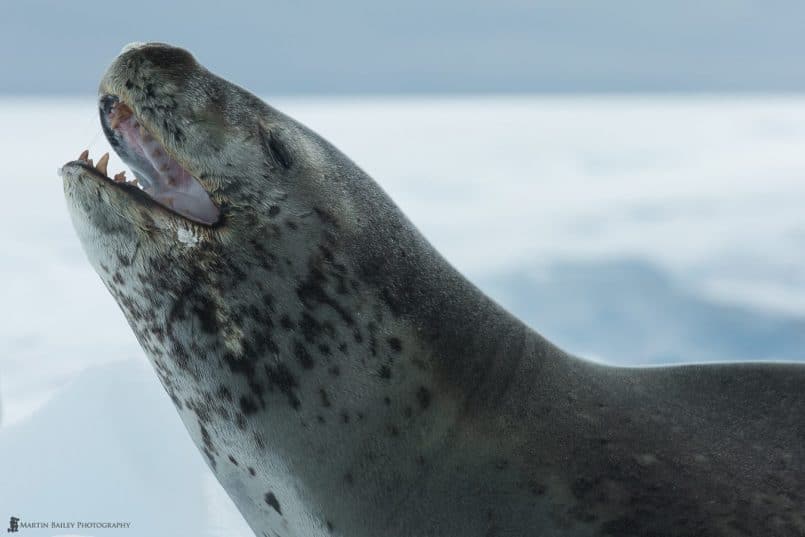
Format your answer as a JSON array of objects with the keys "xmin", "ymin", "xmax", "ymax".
[
  {"xmin": 332, "ymin": 273, "xmax": 348, "ymax": 295},
  {"xmin": 388, "ymin": 337, "xmax": 402, "ymax": 352},
  {"xmin": 344, "ymin": 473, "xmax": 354, "ymax": 485},
  {"xmin": 379, "ymin": 365, "xmax": 392, "ymax": 379},
  {"xmin": 528, "ymin": 481, "xmax": 546, "ymax": 496},
  {"xmin": 249, "ymin": 467, "xmax": 256, "ymax": 477},
  {"xmin": 367, "ymin": 322, "xmax": 378, "ymax": 356},
  {"xmin": 285, "ymin": 220, "xmax": 298, "ymax": 230},
  {"xmin": 329, "ymin": 365, "xmax": 341, "ymax": 377},
  {"xmin": 152, "ymin": 326, "xmax": 165, "ymax": 343},
  {"xmin": 293, "ymin": 341, "xmax": 314, "ymax": 370},
  {"xmin": 326, "ymin": 520, "xmax": 334, "ymax": 532},
  {"xmin": 571, "ymin": 477, "xmax": 594, "ymax": 499},
  {"xmin": 380, "ymin": 287, "xmax": 402, "ymax": 317},
  {"xmin": 170, "ymin": 343, "xmax": 194, "ymax": 377},
  {"xmin": 268, "ymin": 205, "xmax": 280, "ymax": 217},
  {"xmin": 199, "ymin": 423, "xmax": 217, "ymax": 469},
  {"xmin": 265, "ymin": 362, "xmax": 301, "ymax": 410},
  {"xmin": 297, "ymin": 267, "xmax": 355, "ymax": 327},
  {"xmin": 228, "ymin": 455, "xmax": 239, "ymax": 466},
  {"xmin": 299, "ymin": 312, "xmax": 334, "ymax": 343},
  {"xmin": 240, "ymin": 395, "xmax": 258, "ymax": 415},
  {"xmin": 223, "ymin": 351, "xmax": 256, "ymax": 379},
  {"xmin": 319, "ymin": 388, "xmax": 331, "ymax": 408},
  {"xmin": 313, "ymin": 207, "xmax": 338, "ymax": 227},
  {"xmin": 417, "ymin": 386, "xmax": 431, "ymax": 410},
  {"xmin": 264, "ymin": 492, "xmax": 282, "ymax": 514},
  {"xmin": 280, "ymin": 314, "xmax": 294, "ymax": 330}
]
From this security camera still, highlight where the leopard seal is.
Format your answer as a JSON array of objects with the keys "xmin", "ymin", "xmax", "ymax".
[{"xmin": 61, "ymin": 42, "xmax": 805, "ymax": 537}]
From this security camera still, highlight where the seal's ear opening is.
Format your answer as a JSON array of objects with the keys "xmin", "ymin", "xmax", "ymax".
[{"xmin": 258, "ymin": 123, "xmax": 293, "ymax": 170}]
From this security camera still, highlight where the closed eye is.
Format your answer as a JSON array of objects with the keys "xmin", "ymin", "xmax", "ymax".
[{"xmin": 259, "ymin": 125, "xmax": 293, "ymax": 170}]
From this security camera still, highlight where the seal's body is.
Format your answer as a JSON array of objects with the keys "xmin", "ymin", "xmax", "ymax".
[{"xmin": 61, "ymin": 43, "xmax": 805, "ymax": 537}]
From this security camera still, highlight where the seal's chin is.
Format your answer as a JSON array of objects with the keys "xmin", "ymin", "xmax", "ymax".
[{"xmin": 76, "ymin": 94, "xmax": 220, "ymax": 226}]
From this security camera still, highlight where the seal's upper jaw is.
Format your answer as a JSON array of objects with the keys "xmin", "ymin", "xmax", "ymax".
[{"xmin": 96, "ymin": 94, "xmax": 220, "ymax": 225}]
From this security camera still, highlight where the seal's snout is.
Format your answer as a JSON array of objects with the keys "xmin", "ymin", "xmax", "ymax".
[{"xmin": 88, "ymin": 41, "xmax": 220, "ymax": 226}]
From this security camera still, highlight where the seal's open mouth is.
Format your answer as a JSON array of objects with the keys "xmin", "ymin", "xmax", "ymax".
[{"xmin": 78, "ymin": 94, "xmax": 220, "ymax": 225}]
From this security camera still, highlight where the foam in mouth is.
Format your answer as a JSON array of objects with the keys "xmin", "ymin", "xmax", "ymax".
[{"xmin": 92, "ymin": 96, "xmax": 219, "ymax": 225}]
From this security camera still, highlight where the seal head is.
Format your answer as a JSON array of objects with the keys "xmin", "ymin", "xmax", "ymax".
[{"xmin": 63, "ymin": 41, "xmax": 510, "ymax": 537}]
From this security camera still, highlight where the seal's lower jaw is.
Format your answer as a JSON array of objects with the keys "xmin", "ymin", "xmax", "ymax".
[{"xmin": 88, "ymin": 94, "xmax": 220, "ymax": 226}]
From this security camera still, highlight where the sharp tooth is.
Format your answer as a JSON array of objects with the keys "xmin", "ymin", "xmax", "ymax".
[
  {"xmin": 96, "ymin": 153, "xmax": 110, "ymax": 176},
  {"xmin": 114, "ymin": 171, "xmax": 126, "ymax": 183},
  {"xmin": 131, "ymin": 178, "xmax": 139, "ymax": 186},
  {"xmin": 79, "ymin": 149, "xmax": 89, "ymax": 161}
]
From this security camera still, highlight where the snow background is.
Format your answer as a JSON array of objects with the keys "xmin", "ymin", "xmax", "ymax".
[{"xmin": 2, "ymin": 96, "xmax": 805, "ymax": 535}]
